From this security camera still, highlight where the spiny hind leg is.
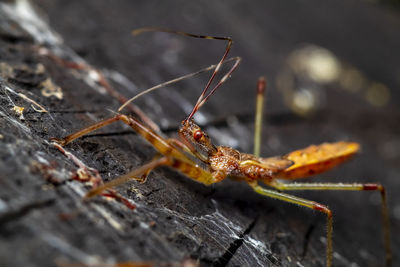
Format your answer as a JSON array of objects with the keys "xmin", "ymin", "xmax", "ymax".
[
  {"xmin": 253, "ymin": 77, "xmax": 266, "ymax": 157},
  {"xmin": 248, "ymin": 182, "xmax": 333, "ymax": 267},
  {"xmin": 269, "ymin": 181, "xmax": 392, "ymax": 266}
]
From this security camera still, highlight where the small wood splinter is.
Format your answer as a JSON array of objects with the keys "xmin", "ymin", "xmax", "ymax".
[{"xmin": 52, "ymin": 28, "xmax": 392, "ymax": 267}]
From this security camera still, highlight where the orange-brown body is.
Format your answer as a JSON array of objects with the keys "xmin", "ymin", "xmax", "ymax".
[{"xmin": 181, "ymin": 119, "xmax": 360, "ymax": 186}]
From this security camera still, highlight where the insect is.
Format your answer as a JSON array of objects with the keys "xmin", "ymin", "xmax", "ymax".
[{"xmin": 51, "ymin": 28, "xmax": 392, "ymax": 267}]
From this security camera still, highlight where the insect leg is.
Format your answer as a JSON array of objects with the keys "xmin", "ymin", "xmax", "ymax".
[
  {"xmin": 51, "ymin": 114, "xmax": 192, "ymax": 163},
  {"xmin": 137, "ymin": 154, "xmax": 164, "ymax": 184},
  {"xmin": 249, "ymin": 182, "xmax": 333, "ymax": 267},
  {"xmin": 52, "ymin": 111, "xmax": 226, "ymax": 187},
  {"xmin": 253, "ymin": 77, "xmax": 266, "ymax": 157},
  {"xmin": 85, "ymin": 156, "xmax": 170, "ymax": 199},
  {"xmin": 85, "ymin": 155, "xmax": 224, "ymax": 199},
  {"xmin": 134, "ymin": 137, "xmax": 199, "ymax": 183},
  {"xmin": 270, "ymin": 181, "xmax": 392, "ymax": 266},
  {"xmin": 51, "ymin": 115, "xmax": 124, "ymax": 146},
  {"xmin": 167, "ymin": 138, "xmax": 195, "ymax": 156}
]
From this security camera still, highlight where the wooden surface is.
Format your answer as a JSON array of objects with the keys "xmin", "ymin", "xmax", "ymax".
[{"xmin": 0, "ymin": 0, "xmax": 399, "ymax": 266}]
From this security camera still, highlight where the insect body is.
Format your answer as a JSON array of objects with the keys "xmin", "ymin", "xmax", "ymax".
[{"xmin": 52, "ymin": 28, "xmax": 392, "ymax": 267}]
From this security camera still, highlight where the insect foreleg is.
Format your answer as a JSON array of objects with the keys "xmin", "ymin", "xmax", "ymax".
[
  {"xmin": 85, "ymin": 156, "xmax": 170, "ymax": 199},
  {"xmin": 51, "ymin": 115, "xmax": 124, "ymax": 146}
]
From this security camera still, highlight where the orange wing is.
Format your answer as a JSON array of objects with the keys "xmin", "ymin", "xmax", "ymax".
[{"xmin": 278, "ymin": 141, "xmax": 360, "ymax": 179}]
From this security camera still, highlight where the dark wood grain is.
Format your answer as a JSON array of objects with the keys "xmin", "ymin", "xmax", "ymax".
[{"xmin": 0, "ymin": 1, "xmax": 399, "ymax": 266}]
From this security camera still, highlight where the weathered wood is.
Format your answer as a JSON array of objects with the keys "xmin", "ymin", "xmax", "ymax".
[{"xmin": 0, "ymin": 1, "xmax": 399, "ymax": 267}]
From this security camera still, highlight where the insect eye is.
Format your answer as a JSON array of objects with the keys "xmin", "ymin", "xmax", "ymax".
[{"xmin": 193, "ymin": 130, "xmax": 203, "ymax": 141}]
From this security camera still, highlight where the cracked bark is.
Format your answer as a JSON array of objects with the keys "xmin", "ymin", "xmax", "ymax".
[
  {"xmin": 1, "ymin": 1, "xmax": 399, "ymax": 267},
  {"xmin": 215, "ymin": 217, "xmax": 258, "ymax": 267}
]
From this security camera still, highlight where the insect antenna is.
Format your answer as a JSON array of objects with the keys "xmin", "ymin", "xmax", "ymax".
[
  {"xmin": 118, "ymin": 57, "xmax": 239, "ymax": 111},
  {"xmin": 124, "ymin": 27, "xmax": 241, "ymax": 121},
  {"xmin": 187, "ymin": 55, "xmax": 241, "ymax": 121}
]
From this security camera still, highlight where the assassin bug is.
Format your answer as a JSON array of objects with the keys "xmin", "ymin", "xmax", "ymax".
[{"xmin": 51, "ymin": 28, "xmax": 392, "ymax": 267}]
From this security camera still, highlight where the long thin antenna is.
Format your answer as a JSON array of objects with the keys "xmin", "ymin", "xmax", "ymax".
[
  {"xmin": 187, "ymin": 57, "xmax": 241, "ymax": 119},
  {"xmin": 129, "ymin": 27, "xmax": 239, "ymax": 121},
  {"xmin": 118, "ymin": 57, "xmax": 239, "ymax": 112}
]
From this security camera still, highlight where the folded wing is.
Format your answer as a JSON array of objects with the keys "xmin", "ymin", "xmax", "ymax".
[{"xmin": 278, "ymin": 142, "xmax": 360, "ymax": 179}]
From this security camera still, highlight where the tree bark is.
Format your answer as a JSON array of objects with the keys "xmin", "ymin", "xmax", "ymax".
[{"xmin": 0, "ymin": 1, "xmax": 399, "ymax": 267}]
